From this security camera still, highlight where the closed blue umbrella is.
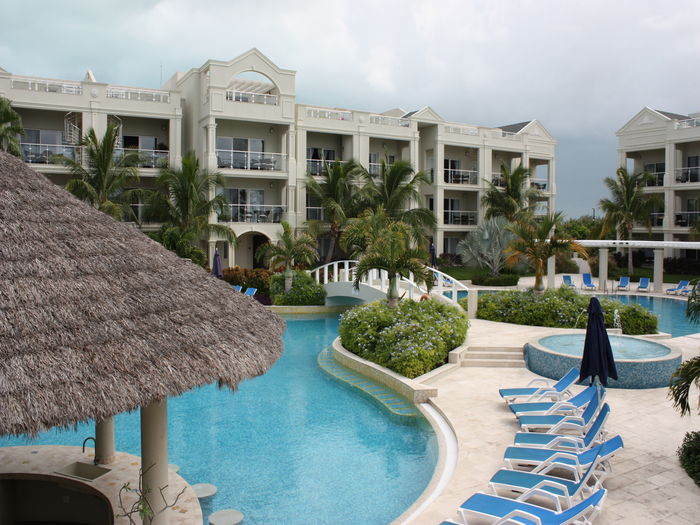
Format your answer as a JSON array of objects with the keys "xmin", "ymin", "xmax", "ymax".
[
  {"xmin": 579, "ymin": 297, "xmax": 618, "ymax": 386},
  {"xmin": 212, "ymin": 248, "xmax": 223, "ymax": 279},
  {"xmin": 429, "ymin": 242, "xmax": 438, "ymax": 267}
]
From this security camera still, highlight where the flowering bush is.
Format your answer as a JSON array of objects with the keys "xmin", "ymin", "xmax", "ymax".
[
  {"xmin": 270, "ymin": 271, "xmax": 326, "ymax": 306},
  {"xmin": 339, "ymin": 299, "xmax": 468, "ymax": 378}
]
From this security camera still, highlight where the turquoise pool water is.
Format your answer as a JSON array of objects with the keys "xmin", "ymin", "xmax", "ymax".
[
  {"xmin": 0, "ymin": 316, "xmax": 437, "ymax": 524},
  {"xmin": 539, "ymin": 334, "xmax": 671, "ymax": 359}
]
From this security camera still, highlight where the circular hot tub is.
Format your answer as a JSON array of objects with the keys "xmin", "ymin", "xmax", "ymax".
[{"xmin": 524, "ymin": 333, "xmax": 681, "ymax": 389}]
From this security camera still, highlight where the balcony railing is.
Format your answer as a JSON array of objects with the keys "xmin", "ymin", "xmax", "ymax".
[
  {"xmin": 651, "ymin": 213, "xmax": 664, "ymax": 227},
  {"xmin": 491, "ymin": 173, "xmax": 505, "ymax": 187},
  {"xmin": 444, "ymin": 211, "xmax": 478, "ymax": 225},
  {"xmin": 444, "ymin": 168, "xmax": 478, "ymax": 185},
  {"xmin": 531, "ymin": 180, "xmax": 548, "ymax": 191},
  {"xmin": 306, "ymin": 207, "xmax": 325, "ymax": 221},
  {"xmin": 674, "ymin": 212, "xmax": 700, "ymax": 227},
  {"xmin": 21, "ymin": 143, "xmax": 79, "ymax": 164},
  {"xmin": 306, "ymin": 159, "xmax": 346, "ymax": 175},
  {"xmin": 445, "ymin": 125, "xmax": 479, "ymax": 136},
  {"xmin": 675, "ymin": 118, "xmax": 700, "ymax": 129},
  {"xmin": 225, "ymin": 90, "xmax": 278, "ymax": 105},
  {"xmin": 675, "ymin": 167, "xmax": 700, "ymax": 183},
  {"xmin": 106, "ymin": 86, "xmax": 170, "ymax": 103},
  {"xmin": 368, "ymin": 162, "xmax": 393, "ymax": 176},
  {"xmin": 643, "ymin": 172, "xmax": 665, "ymax": 186},
  {"xmin": 216, "ymin": 150, "xmax": 287, "ymax": 171},
  {"xmin": 369, "ymin": 114, "xmax": 410, "ymax": 127},
  {"xmin": 113, "ymin": 148, "xmax": 169, "ymax": 168},
  {"xmin": 11, "ymin": 77, "xmax": 82, "ymax": 95},
  {"xmin": 218, "ymin": 204, "xmax": 286, "ymax": 223},
  {"xmin": 305, "ymin": 107, "xmax": 352, "ymax": 121}
]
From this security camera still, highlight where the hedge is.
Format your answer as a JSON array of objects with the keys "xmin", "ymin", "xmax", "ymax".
[
  {"xmin": 270, "ymin": 271, "xmax": 326, "ymax": 306},
  {"xmin": 471, "ymin": 273, "xmax": 520, "ymax": 286}
]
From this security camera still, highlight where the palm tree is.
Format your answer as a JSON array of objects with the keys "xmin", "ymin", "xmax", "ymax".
[
  {"xmin": 599, "ymin": 167, "xmax": 662, "ymax": 274},
  {"xmin": 305, "ymin": 159, "xmax": 361, "ymax": 263},
  {"xmin": 457, "ymin": 216, "xmax": 515, "ymax": 276},
  {"xmin": 506, "ymin": 212, "xmax": 588, "ymax": 291},
  {"xmin": 256, "ymin": 221, "xmax": 318, "ymax": 292},
  {"xmin": 669, "ymin": 279, "xmax": 700, "ymax": 415},
  {"xmin": 0, "ymin": 97, "xmax": 24, "ymax": 157},
  {"xmin": 352, "ymin": 219, "xmax": 431, "ymax": 308},
  {"xmin": 481, "ymin": 163, "xmax": 542, "ymax": 221},
  {"xmin": 61, "ymin": 122, "xmax": 141, "ymax": 220},
  {"xmin": 359, "ymin": 159, "xmax": 436, "ymax": 244},
  {"xmin": 340, "ymin": 206, "xmax": 392, "ymax": 259},
  {"xmin": 145, "ymin": 151, "xmax": 236, "ymax": 262}
]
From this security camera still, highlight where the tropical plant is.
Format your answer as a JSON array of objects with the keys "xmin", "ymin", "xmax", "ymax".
[
  {"xmin": 599, "ymin": 167, "xmax": 663, "ymax": 274},
  {"xmin": 668, "ymin": 279, "xmax": 700, "ymax": 416},
  {"xmin": 457, "ymin": 217, "xmax": 515, "ymax": 276},
  {"xmin": 358, "ymin": 159, "xmax": 436, "ymax": 244},
  {"xmin": 305, "ymin": 159, "xmax": 361, "ymax": 263},
  {"xmin": 256, "ymin": 221, "xmax": 318, "ymax": 292},
  {"xmin": 61, "ymin": 122, "xmax": 140, "ymax": 220},
  {"xmin": 144, "ymin": 151, "xmax": 235, "ymax": 263},
  {"xmin": 351, "ymin": 218, "xmax": 431, "ymax": 308},
  {"xmin": 505, "ymin": 212, "xmax": 588, "ymax": 291},
  {"xmin": 0, "ymin": 96, "xmax": 24, "ymax": 157},
  {"xmin": 340, "ymin": 206, "xmax": 392, "ymax": 259},
  {"xmin": 481, "ymin": 163, "xmax": 542, "ymax": 221}
]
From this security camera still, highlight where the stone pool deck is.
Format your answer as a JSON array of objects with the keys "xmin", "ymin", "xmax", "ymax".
[{"xmin": 413, "ymin": 318, "xmax": 700, "ymax": 525}]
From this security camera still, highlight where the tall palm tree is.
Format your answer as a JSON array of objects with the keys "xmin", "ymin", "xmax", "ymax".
[
  {"xmin": 305, "ymin": 159, "xmax": 361, "ymax": 263},
  {"xmin": 340, "ymin": 206, "xmax": 392, "ymax": 259},
  {"xmin": 359, "ymin": 159, "xmax": 436, "ymax": 244},
  {"xmin": 145, "ymin": 151, "xmax": 236, "ymax": 262},
  {"xmin": 352, "ymin": 218, "xmax": 431, "ymax": 308},
  {"xmin": 506, "ymin": 212, "xmax": 588, "ymax": 291},
  {"xmin": 481, "ymin": 163, "xmax": 542, "ymax": 221},
  {"xmin": 0, "ymin": 97, "xmax": 24, "ymax": 157},
  {"xmin": 669, "ymin": 279, "xmax": 700, "ymax": 416},
  {"xmin": 599, "ymin": 167, "xmax": 662, "ymax": 274},
  {"xmin": 256, "ymin": 221, "xmax": 318, "ymax": 292}
]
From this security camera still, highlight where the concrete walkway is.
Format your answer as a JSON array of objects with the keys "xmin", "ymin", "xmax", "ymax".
[{"xmin": 414, "ymin": 318, "xmax": 700, "ymax": 524}]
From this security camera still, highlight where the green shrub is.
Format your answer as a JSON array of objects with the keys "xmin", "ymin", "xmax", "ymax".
[
  {"xmin": 222, "ymin": 266, "xmax": 272, "ymax": 295},
  {"xmin": 463, "ymin": 287, "xmax": 657, "ymax": 334},
  {"xmin": 339, "ymin": 299, "xmax": 468, "ymax": 378},
  {"xmin": 471, "ymin": 273, "xmax": 520, "ymax": 286},
  {"xmin": 678, "ymin": 431, "xmax": 700, "ymax": 487},
  {"xmin": 270, "ymin": 271, "xmax": 326, "ymax": 306}
]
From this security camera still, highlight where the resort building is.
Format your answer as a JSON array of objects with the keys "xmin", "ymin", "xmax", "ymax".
[
  {"xmin": 0, "ymin": 50, "xmax": 556, "ymax": 267},
  {"xmin": 618, "ymin": 107, "xmax": 700, "ymax": 257}
]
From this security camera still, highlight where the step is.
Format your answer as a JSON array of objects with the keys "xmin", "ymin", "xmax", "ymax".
[
  {"xmin": 466, "ymin": 351, "xmax": 524, "ymax": 360},
  {"xmin": 462, "ymin": 358, "xmax": 526, "ymax": 368},
  {"xmin": 467, "ymin": 346, "xmax": 523, "ymax": 353}
]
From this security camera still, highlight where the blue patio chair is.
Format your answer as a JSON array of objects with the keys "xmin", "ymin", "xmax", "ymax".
[
  {"xmin": 666, "ymin": 280, "xmax": 690, "ymax": 295},
  {"xmin": 680, "ymin": 286, "xmax": 693, "ymax": 296},
  {"xmin": 519, "ymin": 388, "xmax": 602, "ymax": 433},
  {"xmin": 513, "ymin": 404, "xmax": 611, "ymax": 452},
  {"xmin": 562, "ymin": 275, "xmax": 576, "ymax": 289},
  {"xmin": 637, "ymin": 277, "xmax": 650, "ymax": 292},
  {"xmin": 459, "ymin": 488, "xmax": 606, "ymax": 525},
  {"xmin": 617, "ymin": 276, "xmax": 630, "ymax": 291},
  {"xmin": 232, "ymin": 285, "xmax": 242, "ymax": 292},
  {"xmin": 509, "ymin": 385, "xmax": 596, "ymax": 417},
  {"xmin": 243, "ymin": 287, "xmax": 257, "ymax": 296},
  {"xmin": 499, "ymin": 367, "xmax": 580, "ymax": 404},
  {"xmin": 581, "ymin": 273, "xmax": 596, "ymax": 290}
]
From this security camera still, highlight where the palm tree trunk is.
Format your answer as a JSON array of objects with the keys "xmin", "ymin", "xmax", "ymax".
[
  {"xmin": 627, "ymin": 225, "xmax": 634, "ymax": 275},
  {"xmin": 325, "ymin": 233, "xmax": 337, "ymax": 264},
  {"xmin": 284, "ymin": 267, "xmax": 293, "ymax": 293},
  {"xmin": 387, "ymin": 275, "xmax": 399, "ymax": 309},
  {"xmin": 534, "ymin": 272, "xmax": 545, "ymax": 292}
]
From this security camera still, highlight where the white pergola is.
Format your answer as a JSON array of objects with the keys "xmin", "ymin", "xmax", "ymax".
[{"xmin": 546, "ymin": 240, "xmax": 700, "ymax": 293}]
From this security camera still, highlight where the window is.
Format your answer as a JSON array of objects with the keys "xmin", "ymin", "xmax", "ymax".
[
  {"xmin": 444, "ymin": 158, "xmax": 461, "ymax": 183},
  {"xmin": 688, "ymin": 156, "xmax": 699, "ymax": 182},
  {"xmin": 23, "ymin": 129, "xmax": 63, "ymax": 145},
  {"xmin": 443, "ymin": 237, "xmax": 460, "ymax": 255},
  {"xmin": 220, "ymin": 188, "xmax": 264, "ymax": 222},
  {"xmin": 643, "ymin": 162, "xmax": 665, "ymax": 186}
]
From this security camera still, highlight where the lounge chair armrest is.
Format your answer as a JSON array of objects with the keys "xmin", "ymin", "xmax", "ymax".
[
  {"xmin": 494, "ymin": 508, "xmax": 544, "ymax": 525},
  {"xmin": 545, "ymin": 402, "xmax": 578, "ymax": 415},
  {"xmin": 535, "ymin": 458, "xmax": 582, "ymax": 480},
  {"xmin": 549, "ymin": 416, "xmax": 585, "ymax": 434},
  {"xmin": 517, "ymin": 487, "xmax": 563, "ymax": 513},
  {"xmin": 521, "ymin": 387, "xmax": 559, "ymax": 403},
  {"xmin": 525, "ymin": 378, "xmax": 552, "ymax": 387},
  {"xmin": 548, "ymin": 436, "xmax": 586, "ymax": 451}
]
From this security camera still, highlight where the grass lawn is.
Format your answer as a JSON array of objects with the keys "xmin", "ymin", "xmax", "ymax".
[{"xmin": 439, "ymin": 265, "xmax": 534, "ymax": 281}]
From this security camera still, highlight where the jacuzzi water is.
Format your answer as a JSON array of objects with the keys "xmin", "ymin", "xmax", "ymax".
[
  {"xmin": 0, "ymin": 316, "xmax": 438, "ymax": 524},
  {"xmin": 539, "ymin": 334, "xmax": 671, "ymax": 359}
]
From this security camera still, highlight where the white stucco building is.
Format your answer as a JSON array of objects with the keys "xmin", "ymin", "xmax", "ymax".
[{"xmin": 0, "ymin": 49, "xmax": 557, "ymax": 268}]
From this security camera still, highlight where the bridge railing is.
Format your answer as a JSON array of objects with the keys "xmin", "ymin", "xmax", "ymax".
[{"xmin": 426, "ymin": 266, "xmax": 469, "ymax": 305}]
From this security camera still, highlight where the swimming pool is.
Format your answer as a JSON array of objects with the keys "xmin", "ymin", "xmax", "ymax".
[
  {"xmin": 539, "ymin": 334, "xmax": 671, "ymax": 359},
  {"xmin": 0, "ymin": 316, "xmax": 437, "ymax": 524},
  {"xmin": 604, "ymin": 294, "xmax": 696, "ymax": 337}
]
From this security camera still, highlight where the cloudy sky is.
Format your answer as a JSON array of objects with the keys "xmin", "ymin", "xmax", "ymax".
[{"xmin": 3, "ymin": 0, "xmax": 700, "ymax": 217}]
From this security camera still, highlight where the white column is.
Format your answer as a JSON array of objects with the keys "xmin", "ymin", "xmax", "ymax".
[
  {"xmin": 168, "ymin": 116, "xmax": 182, "ymax": 168},
  {"xmin": 467, "ymin": 290, "xmax": 478, "ymax": 319},
  {"xmin": 227, "ymin": 241, "xmax": 235, "ymax": 268},
  {"xmin": 598, "ymin": 248, "xmax": 608, "ymax": 292},
  {"xmin": 208, "ymin": 241, "xmax": 216, "ymax": 268},
  {"xmin": 653, "ymin": 248, "xmax": 664, "ymax": 293},
  {"xmin": 141, "ymin": 399, "xmax": 169, "ymax": 525},
  {"xmin": 206, "ymin": 118, "xmax": 217, "ymax": 171},
  {"xmin": 546, "ymin": 255, "xmax": 556, "ymax": 289},
  {"xmin": 548, "ymin": 158, "xmax": 556, "ymax": 212},
  {"xmin": 95, "ymin": 417, "xmax": 115, "ymax": 465},
  {"xmin": 664, "ymin": 142, "xmax": 675, "ymax": 231},
  {"xmin": 358, "ymin": 133, "xmax": 370, "ymax": 168}
]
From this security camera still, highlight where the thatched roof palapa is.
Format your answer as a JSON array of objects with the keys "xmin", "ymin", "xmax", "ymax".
[{"xmin": 0, "ymin": 152, "xmax": 285, "ymax": 436}]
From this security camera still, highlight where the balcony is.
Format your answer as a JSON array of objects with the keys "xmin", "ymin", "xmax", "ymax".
[
  {"xmin": 11, "ymin": 77, "xmax": 82, "ymax": 95},
  {"xmin": 218, "ymin": 204, "xmax": 286, "ymax": 223},
  {"xmin": 674, "ymin": 212, "xmax": 700, "ymax": 227},
  {"xmin": 675, "ymin": 118, "xmax": 700, "ymax": 129},
  {"xmin": 306, "ymin": 159, "xmax": 347, "ymax": 176},
  {"xmin": 444, "ymin": 211, "xmax": 478, "ymax": 225},
  {"xmin": 491, "ymin": 173, "xmax": 505, "ymax": 187},
  {"xmin": 368, "ymin": 162, "xmax": 394, "ymax": 176},
  {"xmin": 305, "ymin": 107, "xmax": 352, "ymax": 121},
  {"xmin": 643, "ymin": 172, "xmax": 665, "ymax": 187},
  {"xmin": 216, "ymin": 150, "xmax": 287, "ymax": 171},
  {"xmin": 444, "ymin": 169, "xmax": 478, "ymax": 185},
  {"xmin": 225, "ymin": 90, "xmax": 278, "ymax": 105},
  {"xmin": 675, "ymin": 167, "xmax": 700, "ymax": 183},
  {"xmin": 106, "ymin": 86, "xmax": 170, "ymax": 103},
  {"xmin": 369, "ymin": 114, "xmax": 410, "ymax": 127},
  {"xmin": 651, "ymin": 213, "xmax": 664, "ymax": 227},
  {"xmin": 113, "ymin": 148, "xmax": 169, "ymax": 168},
  {"xmin": 306, "ymin": 207, "xmax": 325, "ymax": 221},
  {"xmin": 531, "ymin": 180, "xmax": 548, "ymax": 191},
  {"xmin": 21, "ymin": 143, "xmax": 79, "ymax": 164}
]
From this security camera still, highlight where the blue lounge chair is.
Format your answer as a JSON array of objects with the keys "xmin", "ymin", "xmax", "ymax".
[
  {"xmin": 243, "ymin": 287, "xmax": 257, "ymax": 296},
  {"xmin": 666, "ymin": 280, "xmax": 690, "ymax": 295},
  {"xmin": 680, "ymin": 286, "xmax": 692, "ymax": 296},
  {"xmin": 519, "ymin": 388, "xmax": 602, "ymax": 433},
  {"xmin": 232, "ymin": 285, "xmax": 242, "ymax": 292},
  {"xmin": 617, "ymin": 276, "xmax": 630, "ymax": 291},
  {"xmin": 637, "ymin": 277, "xmax": 650, "ymax": 292},
  {"xmin": 499, "ymin": 368, "xmax": 580, "ymax": 404},
  {"xmin": 581, "ymin": 273, "xmax": 596, "ymax": 290},
  {"xmin": 509, "ymin": 386, "xmax": 596, "ymax": 417},
  {"xmin": 459, "ymin": 488, "xmax": 606, "ymax": 525},
  {"xmin": 513, "ymin": 404, "xmax": 611, "ymax": 452},
  {"xmin": 562, "ymin": 275, "xmax": 576, "ymax": 289}
]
